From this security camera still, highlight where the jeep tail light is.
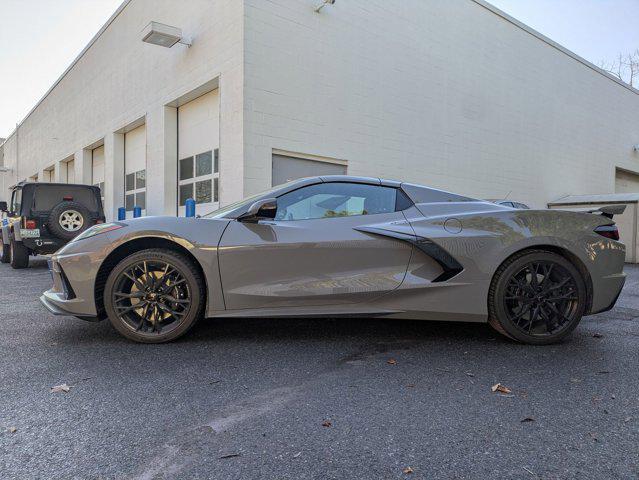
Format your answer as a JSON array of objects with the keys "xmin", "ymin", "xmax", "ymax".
[
  {"xmin": 25, "ymin": 220, "xmax": 37, "ymax": 229},
  {"xmin": 63, "ymin": 196, "xmax": 73, "ymax": 201},
  {"xmin": 594, "ymin": 225, "xmax": 619, "ymax": 241}
]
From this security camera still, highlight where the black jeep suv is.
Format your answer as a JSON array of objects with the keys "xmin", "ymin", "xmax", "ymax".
[{"xmin": 0, "ymin": 182, "xmax": 105, "ymax": 269}]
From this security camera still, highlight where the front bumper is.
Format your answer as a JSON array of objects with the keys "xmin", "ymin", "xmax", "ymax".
[
  {"xmin": 40, "ymin": 292, "xmax": 100, "ymax": 321},
  {"xmin": 39, "ymin": 255, "xmax": 103, "ymax": 320}
]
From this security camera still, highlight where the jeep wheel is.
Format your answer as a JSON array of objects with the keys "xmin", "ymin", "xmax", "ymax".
[
  {"xmin": 10, "ymin": 239, "xmax": 29, "ymax": 269},
  {"xmin": 0, "ymin": 241, "xmax": 10, "ymax": 264},
  {"xmin": 48, "ymin": 201, "xmax": 93, "ymax": 241}
]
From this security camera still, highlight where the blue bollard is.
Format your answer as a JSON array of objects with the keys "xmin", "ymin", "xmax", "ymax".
[
  {"xmin": 133, "ymin": 206, "xmax": 142, "ymax": 218},
  {"xmin": 185, "ymin": 198, "xmax": 196, "ymax": 218},
  {"xmin": 118, "ymin": 207, "xmax": 126, "ymax": 221}
]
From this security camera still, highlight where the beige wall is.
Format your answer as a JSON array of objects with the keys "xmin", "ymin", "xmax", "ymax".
[
  {"xmin": 242, "ymin": 0, "xmax": 639, "ymax": 207},
  {"xmin": 0, "ymin": 0, "xmax": 243, "ymax": 219}
]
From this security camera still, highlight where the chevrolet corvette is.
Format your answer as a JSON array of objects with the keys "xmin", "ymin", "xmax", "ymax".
[{"xmin": 40, "ymin": 175, "xmax": 626, "ymax": 344}]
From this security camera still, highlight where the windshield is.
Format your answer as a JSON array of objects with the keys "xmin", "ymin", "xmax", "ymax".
[{"xmin": 203, "ymin": 180, "xmax": 300, "ymax": 218}]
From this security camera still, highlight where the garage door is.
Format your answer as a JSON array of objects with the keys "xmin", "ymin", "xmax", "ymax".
[
  {"xmin": 124, "ymin": 125, "xmax": 146, "ymax": 217},
  {"xmin": 615, "ymin": 169, "xmax": 639, "ymax": 193},
  {"xmin": 92, "ymin": 145, "xmax": 105, "ymax": 203},
  {"xmin": 272, "ymin": 154, "xmax": 346, "ymax": 187},
  {"xmin": 177, "ymin": 90, "xmax": 219, "ymax": 216}
]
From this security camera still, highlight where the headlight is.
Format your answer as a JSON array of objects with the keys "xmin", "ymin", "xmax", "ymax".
[{"xmin": 73, "ymin": 222, "xmax": 126, "ymax": 242}]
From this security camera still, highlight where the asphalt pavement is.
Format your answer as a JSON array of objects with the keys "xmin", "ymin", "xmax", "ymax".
[{"xmin": 1, "ymin": 259, "xmax": 638, "ymax": 479}]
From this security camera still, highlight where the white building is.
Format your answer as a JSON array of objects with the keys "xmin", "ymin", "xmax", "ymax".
[{"xmin": 1, "ymin": 0, "xmax": 638, "ymax": 220}]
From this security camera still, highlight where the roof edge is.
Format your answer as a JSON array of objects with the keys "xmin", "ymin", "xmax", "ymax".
[
  {"xmin": 473, "ymin": 0, "xmax": 639, "ymax": 96},
  {"xmin": 3, "ymin": 0, "xmax": 132, "ymax": 142}
]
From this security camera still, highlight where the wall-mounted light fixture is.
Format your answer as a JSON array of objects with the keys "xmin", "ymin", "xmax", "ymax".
[
  {"xmin": 315, "ymin": 0, "xmax": 336, "ymax": 13},
  {"xmin": 141, "ymin": 21, "xmax": 191, "ymax": 48}
]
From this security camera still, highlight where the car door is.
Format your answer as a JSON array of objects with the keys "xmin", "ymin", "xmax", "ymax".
[{"xmin": 218, "ymin": 182, "xmax": 413, "ymax": 310}]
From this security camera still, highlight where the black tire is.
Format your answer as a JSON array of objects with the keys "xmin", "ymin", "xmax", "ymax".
[
  {"xmin": 48, "ymin": 201, "xmax": 93, "ymax": 241},
  {"xmin": 103, "ymin": 249, "xmax": 205, "ymax": 343},
  {"xmin": 0, "ymin": 240, "xmax": 10, "ymax": 264},
  {"xmin": 488, "ymin": 250, "xmax": 587, "ymax": 345},
  {"xmin": 10, "ymin": 239, "xmax": 29, "ymax": 269}
]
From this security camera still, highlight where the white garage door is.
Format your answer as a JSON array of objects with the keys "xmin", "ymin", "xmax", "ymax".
[
  {"xmin": 615, "ymin": 169, "xmax": 639, "ymax": 193},
  {"xmin": 124, "ymin": 125, "xmax": 146, "ymax": 217},
  {"xmin": 92, "ymin": 145, "xmax": 105, "ymax": 203},
  {"xmin": 272, "ymin": 154, "xmax": 347, "ymax": 187},
  {"xmin": 177, "ymin": 89, "xmax": 219, "ymax": 216}
]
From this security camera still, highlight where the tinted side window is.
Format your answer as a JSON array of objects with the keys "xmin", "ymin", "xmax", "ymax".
[{"xmin": 275, "ymin": 183, "xmax": 397, "ymax": 221}]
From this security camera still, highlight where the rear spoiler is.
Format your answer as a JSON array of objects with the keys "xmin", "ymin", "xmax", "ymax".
[{"xmin": 584, "ymin": 204, "xmax": 626, "ymax": 220}]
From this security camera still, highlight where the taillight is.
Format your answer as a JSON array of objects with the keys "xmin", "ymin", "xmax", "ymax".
[
  {"xmin": 25, "ymin": 220, "xmax": 37, "ymax": 229},
  {"xmin": 594, "ymin": 225, "xmax": 619, "ymax": 241}
]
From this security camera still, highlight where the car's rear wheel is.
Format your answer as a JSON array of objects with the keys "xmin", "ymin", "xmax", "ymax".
[
  {"xmin": 103, "ymin": 249, "xmax": 205, "ymax": 343},
  {"xmin": 488, "ymin": 250, "xmax": 587, "ymax": 345},
  {"xmin": 0, "ymin": 240, "xmax": 10, "ymax": 264},
  {"xmin": 10, "ymin": 239, "xmax": 29, "ymax": 269}
]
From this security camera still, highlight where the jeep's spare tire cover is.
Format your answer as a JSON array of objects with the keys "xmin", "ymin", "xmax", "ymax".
[{"xmin": 48, "ymin": 201, "xmax": 94, "ymax": 240}]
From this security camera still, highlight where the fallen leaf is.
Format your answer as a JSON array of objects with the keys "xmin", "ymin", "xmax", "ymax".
[
  {"xmin": 521, "ymin": 417, "xmax": 535, "ymax": 423},
  {"xmin": 50, "ymin": 384, "xmax": 71, "ymax": 393},
  {"xmin": 322, "ymin": 420, "xmax": 332, "ymax": 427},
  {"xmin": 219, "ymin": 453, "xmax": 241, "ymax": 459},
  {"xmin": 624, "ymin": 416, "xmax": 632, "ymax": 423},
  {"xmin": 387, "ymin": 359, "xmax": 397, "ymax": 365},
  {"xmin": 403, "ymin": 466, "xmax": 414, "ymax": 474},
  {"xmin": 592, "ymin": 333, "xmax": 604, "ymax": 338},
  {"xmin": 491, "ymin": 383, "xmax": 511, "ymax": 394},
  {"xmin": 611, "ymin": 394, "xmax": 616, "ymax": 399},
  {"xmin": 406, "ymin": 384, "xmax": 416, "ymax": 388},
  {"xmin": 7, "ymin": 427, "xmax": 17, "ymax": 433},
  {"xmin": 293, "ymin": 451, "xmax": 302, "ymax": 458},
  {"xmin": 465, "ymin": 372, "xmax": 475, "ymax": 377}
]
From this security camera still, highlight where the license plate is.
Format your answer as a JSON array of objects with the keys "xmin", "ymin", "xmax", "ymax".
[{"xmin": 20, "ymin": 229, "xmax": 40, "ymax": 238}]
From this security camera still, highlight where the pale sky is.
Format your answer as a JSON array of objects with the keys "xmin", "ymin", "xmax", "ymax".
[{"xmin": 1, "ymin": 0, "xmax": 638, "ymax": 139}]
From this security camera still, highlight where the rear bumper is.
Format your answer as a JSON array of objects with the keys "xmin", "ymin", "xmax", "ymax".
[
  {"xmin": 22, "ymin": 236, "xmax": 66, "ymax": 254},
  {"xmin": 590, "ymin": 273, "xmax": 626, "ymax": 315}
]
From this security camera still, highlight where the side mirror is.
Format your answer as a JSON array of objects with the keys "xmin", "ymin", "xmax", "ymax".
[
  {"xmin": 238, "ymin": 198, "xmax": 277, "ymax": 222},
  {"xmin": 0, "ymin": 201, "xmax": 7, "ymax": 213}
]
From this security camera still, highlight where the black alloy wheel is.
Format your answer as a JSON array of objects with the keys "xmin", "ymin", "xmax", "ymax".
[
  {"xmin": 104, "ymin": 249, "xmax": 205, "ymax": 343},
  {"xmin": 489, "ymin": 250, "xmax": 587, "ymax": 345}
]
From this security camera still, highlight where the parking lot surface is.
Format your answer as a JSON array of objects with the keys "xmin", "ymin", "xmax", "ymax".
[{"xmin": 1, "ymin": 259, "xmax": 638, "ymax": 479}]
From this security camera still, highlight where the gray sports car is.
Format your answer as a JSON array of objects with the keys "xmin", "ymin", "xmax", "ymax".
[{"xmin": 40, "ymin": 175, "xmax": 626, "ymax": 345}]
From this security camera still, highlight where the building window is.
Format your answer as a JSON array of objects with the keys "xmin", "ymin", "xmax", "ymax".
[
  {"xmin": 94, "ymin": 182, "xmax": 105, "ymax": 204},
  {"xmin": 125, "ymin": 169, "xmax": 146, "ymax": 211},
  {"xmin": 178, "ymin": 149, "xmax": 219, "ymax": 206}
]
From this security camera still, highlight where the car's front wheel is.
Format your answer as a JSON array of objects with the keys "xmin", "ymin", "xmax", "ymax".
[
  {"xmin": 103, "ymin": 249, "xmax": 205, "ymax": 343},
  {"xmin": 488, "ymin": 250, "xmax": 587, "ymax": 345}
]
